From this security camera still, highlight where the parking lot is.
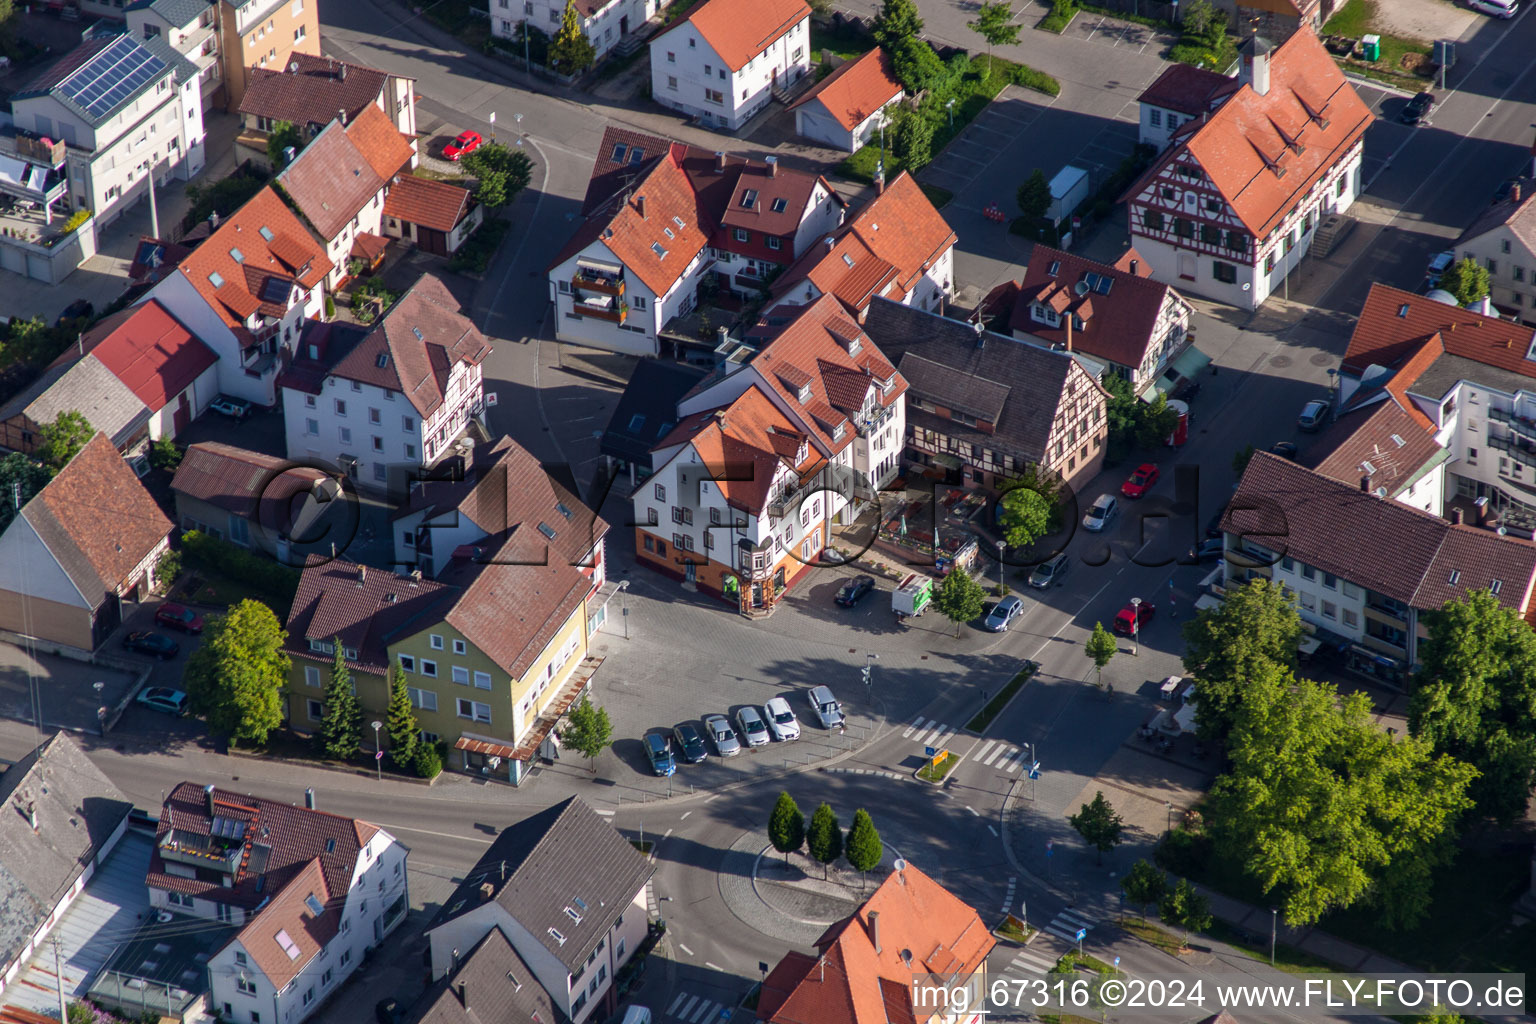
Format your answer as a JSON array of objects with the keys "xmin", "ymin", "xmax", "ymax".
[{"xmin": 0, "ymin": 642, "xmax": 139, "ymax": 736}]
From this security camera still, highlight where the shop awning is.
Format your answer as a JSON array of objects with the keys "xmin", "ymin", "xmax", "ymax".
[
  {"xmin": 1168, "ymin": 344, "xmax": 1212, "ymax": 381},
  {"xmin": 930, "ymin": 452, "xmax": 965, "ymax": 470},
  {"xmin": 455, "ymin": 733, "xmax": 519, "ymax": 759}
]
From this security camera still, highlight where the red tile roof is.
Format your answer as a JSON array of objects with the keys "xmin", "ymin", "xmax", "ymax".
[
  {"xmin": 1341, "ymin": 283, "xmax": 1536, "ymax": 380},
  {"xmin": 656, "ymin": 387, "xmax": 823, "ymax": 513},
  {"xmin": 1129, "ymin": 28, "xmax": 1372, "ymax": 239},
  {"xmin": 789, "ymin": 48, "xmax": 903, "ymax": 132},
  {"xmin": 235, "ymin": 858, "xmax": 337, "ymax": 990},
  {"xmin": 1136, "ymin": 61, "xmax": 1239, "ymax": 117},
  {"xmin": 382, "ymin": 174, "xmax": 472, "ymax": 233},
  {"xmin": 171, "ymin": 441, "xmax": 332, "ymax": 523},
  {"xmin": 238, "ymin": 53, "xmax": 396, "ymax": 132},
  {"xmin": 346, "ymin": 102, "xmax": 416, "ymax": 181},
  {"xmin": 283, "ymin": 559, "xmax": 456, "ymax": 675},
  {"xmin": 758, "ymin": 862, "xmax": 995, "ymax": 1024},
  {"xmin": 68, "ymin": 300, "xmax": 216, "ymax": 411},
  {"xmin": 276, "ymin": 119, "xmax": 386, "ymax": 242},
  {"xmin": 656, "ymin": 0, "xmax": 811, "ymax": 72},
  {"xmin": 1300, "ymin": 400, "xmax": 1443, "ymax": 498},
  {"xmin": 177, "ymin": 187, "xmax": 332, "ymax": 336}
]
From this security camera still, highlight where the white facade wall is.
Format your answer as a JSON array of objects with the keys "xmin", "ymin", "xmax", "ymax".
[
  {"xmin": 650, "ymin": 17, "xmax": 810, "ymax": 131},
  {"xmin": 551, "ymin": 242, "xmax": 713, "ymax": 356},
  {"xmin": 488, "ymin": 0, "xmax": 657, "ymax": 59},
  {"xmin": 147, "ymin": 362, "xmax": 220, "ymax": 441},
  {"xmin": 1137, "ymin": 104, "xmax": 1198, "ymax": 152},
  {"xmin": 317, "ymin": 190, "xmax": 388, "ymax": 289},
  {"xmin": 126, "ymin": 3, "xmax": 223, "ymax": 113},
  {"xmin": 789, "ymin": 183, "xmax": 844, "ymax": 257}
]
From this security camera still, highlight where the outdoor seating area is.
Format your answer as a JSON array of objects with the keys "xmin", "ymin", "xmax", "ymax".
[{"xmin": 874, "ymin": 487, "xmax": 988, "ymax": 574}]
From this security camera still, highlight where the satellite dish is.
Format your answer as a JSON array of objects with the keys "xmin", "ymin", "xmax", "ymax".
[
  {"xmin": 288, "ymin": 61, "xmax": 299, "ymax": 73},
  {"xmin": 893, "ymin": 858, "xmax": 907, "ymax": 871},
  {"xmin": 1074, "ymin": 281, "xmax": 1089, "ymax": 296},
  {"xmin": 157, "ymin": 911, "xmax": 173, "ymax": 923}
]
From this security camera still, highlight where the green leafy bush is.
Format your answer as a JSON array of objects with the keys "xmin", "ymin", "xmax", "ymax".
[
  {"xmin": 447, "ymin": 217, "xmax": 511, "ymax": 275},
  {"xmin": 180, "ymin": 530, "xmax": 302, "ymax": 607},
  {"xmin": 1039, "ymin": 0, "xmax": 1076, "ymax": 32},
  {"xmin": 414, "ymin": 743, "xmax": 443, "ymax": 779},
  {"xmin": 150, "ymin": 436, "xmax": 182, "ymax": 471},
  {"xmin": 1012, "ymin": 64, "xmax": 1060, "ymax": 95}
]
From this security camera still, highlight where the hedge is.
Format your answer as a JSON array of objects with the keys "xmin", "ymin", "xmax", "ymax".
[
  {"xmin": 181, "ymin": 530, "xmax": 302, "ymax": 607},
  {"xmin": 1013, "ymin": 64, "xmax": 1061, "ymax": 96}
]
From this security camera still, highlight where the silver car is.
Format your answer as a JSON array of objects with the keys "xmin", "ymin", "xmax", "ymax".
[
  {"xmin": 736, "ymin": 706, "xmax": 771, "ymax": 747},
  {"xmin": 703, "ymin": 714, "xmax": 740, "ymax": 756},
  {"xmin": 763, "ymin": 697, "xmax": 801, "ymax": 741},
  {"xmin": 1082, "ymin": 494, "xmax": 1118, "ymax": 532},
  {"xmin": 807, "ymin": 685, "xmax": 844, "ymax": 729}
]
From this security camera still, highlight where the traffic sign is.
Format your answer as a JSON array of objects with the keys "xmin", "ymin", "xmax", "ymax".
[
  {"xmin": 925, "ymin": 745, "xmax": 936, "ymax": 757},
  {"xmin": 1046, "ymin": 841, "xmax": 1054, "ymax": 857},
  {"xmin": 1075, "ymin": 928, "xmax": 1087, "ymax": 942},
  {"xmin": 1114, "ymin": 956, "xmax": 1121, "ymax": 968},
  {"xmin": 375, "ymin": 751, "xmax": 384, "ymax": 760},
  {"xmin": 1028, "ymin": 762, "xmax": 1041, "ymax": 779}
]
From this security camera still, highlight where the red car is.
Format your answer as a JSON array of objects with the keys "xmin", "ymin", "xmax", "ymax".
[
  {"xmin": 443, "ymin": 130, "xmax": 482, "ymax": 162},
  {"xmin": 1114, "ymin": 601, "xmax": 1155, "ymax": 635},
  {"xmin": 156, "ymin": 602, "xmax": 204, "ymax": 634},
  {"xmin": 1121, "ymin": 462, "xmax": 1160, "ymax": 499}
]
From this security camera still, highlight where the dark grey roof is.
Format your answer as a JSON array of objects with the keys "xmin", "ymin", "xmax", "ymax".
[
  {"xmin": 895, "ymin": 353, "xmax": 1010, "ymax": 423},
  {"xmin": 1409, "ymin": 352, "xmax": 1536, "ymax": 404},
  {"xmin": 429, "ymin": 797, "xmax": 653, "ymax": 974},
  {"xmin": 0, "ymin": 732, "xmax": 133, "ymax": 976},
  {"xmin": 862, "ymin": 297, "xmax": 1074, "ymax": 461},
  {"xmin": 126, "ymin": 0, "xmax": 215, "ymax": 25},
  {"xmin": 13, "ymin": 32, "xmax": 190, "ymax": 130},
  {"xmin": 600, "ymin": 359, "xmax": 706, "ymax": 467},
  {"xmin": 406, "ymin": 927, "xmax": 564, "ymax": 1024},
  {"xmin": 0, "ymin": 356, "xmax": 150, "ymax": 447}
]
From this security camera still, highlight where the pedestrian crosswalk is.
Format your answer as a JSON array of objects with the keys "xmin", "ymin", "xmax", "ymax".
[
  {"xmin": 646, "ymin": 880, "xmax": 659, "ymax": 918},
  {"xmin": 901, "ymin": 715, "xmax": 957, "ymax": 751},
  {"xmin": 1002, "ymin": 943, "xmax": 1060, "ymax": 977},
  {"xmin": 1044, "ymin": 907, "xmax": 1095, "ymax": 944},
  {"xmin": 1001, "ymin": 876, "xmax": 1017, "ymax": 915},
  {"xmin": 968, "ymin": 738, "xmax": 1032, "ymax": 773},
  {"xmin": 665, "ymin": 991, "xmax": 730, "ymax": 1024}
]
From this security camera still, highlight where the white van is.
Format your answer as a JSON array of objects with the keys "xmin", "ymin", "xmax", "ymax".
[{"xmin": 621, "ymin": 1007, "xmax": 653, "ymax": 1024}]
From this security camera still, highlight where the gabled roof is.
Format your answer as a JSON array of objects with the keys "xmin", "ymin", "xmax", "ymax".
[
  {"xmin": 235, "ymin": 858, "xmax": 337, "ymax": 990},
  {"xmin": 1007, "ymin": 245, "xmax": 1181, "ymax": 371},
  {"xmin": 600, "ymin": 359, "xmax": 706, "ymax": 466},
  {"xmin": 61, "ymin": 300, "xmax": 216, "ymax": 411},
  {"xmin": 326, "ymin": 274, "xmax": 491, "ymax": 417},
  {"xmin": 654, "ymin": 0, "xmax": 812, "ymax": 72},
  {"xmin": 789, "ymin": 48, "xmax": 903, "ymax": 132},
  {"xmin": 0, "ymin": 732, "xmax": 132, "ymax": 978},
  {"xmin": 126, "ymin": 0, "xmax": 215, "ymax": 25},
  {"xmin": 276, "ymin": 118, "xmax": 387, "ymax": 242},
  {"xmin": 1127, "ymin": 27, "xmax": 1372, "ymax": 239},
  {"xmin": 430, "ymin": 798, "xmax": 654, "ymax": 975},
  {"xmin": 347, "ymin": 102, "xmax": 417, "ymax": 181},
  {"xmin": 175, "ymin": 186, "xmax": 332, "ymax": 336},
  {"xmin": 654, "ymin": 387, "xmax": 823, "ymax": 513},
  {"xmin": 0, "ymin": 352, "xmax": 149, "ymax": 447},
  {"xmin": 1135, "ymin": 61, "xmax": 1239, "ymax": 117},
  {"xmin": 1225, "ymin": 452, "xmax": 1536, "ymax": 611},
  {"xmin": 1453, "ymin": 179, "xmax": 1536, "ymax": 253},
  {"xmin": 1300, "ymin": 400, "xmax": 1445, "ymax": 499},
  {"xmin": 171, "ymin": 441, "xmax": 331, "ymax": 521},
  {"xmin": 238, "ymin": 53, "xmax": 397, "ymax": 131},
  {"xmin": 383, "ymin": 174, "xmax": 472, "ymax": 233},
  {"xmin": 1341, "ymin": 283, "xmax": 1536, "ymax": 381},
  {"xmin": 283, "ymin": 559, "xmax": 456, "ymax": 675},
  {"xmin": 404, "ymin": 928, "xmax": 559, "ymax": 1024},
  {"xmin": 13, "ymin": 34, "xmax": 189, "ymax": 129},
  {"xmin": 757, "ymin": 862, "xmax": 994, "ymax": 1024},
  {"xmin": 715, "ymin": 159, "xmax": 824, "ymax": 245},
  {"xmin": 19, "ymin": 433, "xmax": 172, "ymax": 600}
]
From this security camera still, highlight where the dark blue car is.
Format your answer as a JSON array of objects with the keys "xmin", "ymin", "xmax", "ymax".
[{"xmin": 644, "ymin": 733, "xmax": 676, "ymax": 776}]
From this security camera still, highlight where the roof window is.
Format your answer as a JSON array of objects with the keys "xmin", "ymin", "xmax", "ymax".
[
  {"xmin": 1361, "ymin": 460, "xmax": 1376, "ymax": 475},
  {"xmin": 564, "ymin": 906, "xmax": 583, "ymax": 924},
  {"xmin": 628, "ymin": 414, "xmax": 646, "ymax": 432},
  {"xmin": 673, "ymin": 216, "xmax": 685, "ymax": 228},
  {"xmin": 611, "ymin": 143, "xmax": 628, "ymax": 161},
  {"xmin": 376, "ymin": 353, "xmax": 389, "ymax": 369},
  {"xmin": 230, "ymin": 247, "xmax": 244, "ymax": 263},
  {"xmin": 1490, "ymin": 579, "xmax": 1503, "ymax": 595},
  {"xmin": 629, "ymin": 148, "xmax": 644, "ymax": 164},
  {"xmin": 1047, "ymin": 260, "xmax": 1060, "ymax": 277},
  {"xmin": 557, "ymin": 502, "xmax": 574, "ymax": 520},
  {"xmin": 664, "ymin": 227, "xmax": 675, "ymax": 239},
  {"xmin": 537, "ymin": 522, "xmax": 557, "ymax": 539},
  {"xmin": 259, "ymin": 225, "xmax": 274, "ymax": 241},
  {"xmin": 771, "ymin": 198, "xmax": 787, "ymax": 213},
  {"xmin": 304, "ymin": 894, "xmax": 324, "ymax": 916},
  {"xmin": 208, "ymin": 271, "xmax": 225, "ymax": 288},
  {"xmin": 741, "ymin": 189, "xmax": 758, "ymax": 208},
  {"xmin": 548, "ymin": 927, "xmax": 567, "ymax": 945},
  {"xmin": 1447, "ymin": 569, "xmax": 1461, "ymax": 585},
  {"xmin": 1398, "ymin": 303, "xmax": 1410, "ymax": 317},
  {"xmin": 1084, "ymin": 272, "xmax": 1113, "ymax": 295},
  {"xmin": 413, "ymin": 327, "xmax": 424, "ymax": 341},
  {"xmin": 507, "ymin": 972, "xmax": 522, "ymax": 991},
  {"xmin": 324, "ymin": 838, "xmax": 337, "ymax": 853},
  {"xmin": 1391, "ymin": 434, "xmax": 1405, "ymax": 447},
  {"xmin": 651, "ymin": 242, "xmax": 668, "ymax": 258},
  {"xmin": 841, "ymin": 254, "xmax": 854, "ymax": 267}
]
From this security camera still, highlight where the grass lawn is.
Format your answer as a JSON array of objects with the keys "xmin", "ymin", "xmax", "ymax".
[
  {"xmin": 1322, "ymin": 0, "xmax": 1432, "ymax": 88},
  {"xmin": 1203, "ymin": 919, "xmax": 1335, "ymax": 975},
  {"xmin": 1038, "ymin": 0, "xmax": 1075, "ymax": 32},
  {"xmin": 966, "ymin": 662, "xmax": 1036, "ymax": 731},
  {"xmin": 811, "ymin": 23, "xmax": 867, "ymax": 62},
  {"xmin": 916, "ymin": 752, "xmax": 959, "ymax": 782},
  {"xmin": 1120, "ymin": 917, "xmax": 1185, "ymax": 956},
  {"xmin": 995, "ymin": 919, "xmax": 1037, "ymax": 943}
]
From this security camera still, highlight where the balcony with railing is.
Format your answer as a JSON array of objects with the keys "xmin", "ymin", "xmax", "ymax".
[
  {"xmin": 853, "ymin": 403, "xmax": 898, "ymax": 439},
  {"xmin": 575, "ymin": 293, "xmax": 627, "ymax": 323},
  {"xmin": 1488, "ymin": 407, "xmax": 1536, "ymax": 444},
  {"xmin": 158, "ymin": 829, "xmax": 241, "ymax": 874},
  {"xmin": 573, "ymin": 264, "xmax": 625, "ymax": 296},
  {"xmin": 1364, "ymin": 590, "xmax": 1408, "ymax": 624},
  {"xmin": 1488, "ymin": 433, "xmax": 1536, "ymax": 467}
]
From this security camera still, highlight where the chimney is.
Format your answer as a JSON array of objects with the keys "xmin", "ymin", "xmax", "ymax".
[
  {"xmin": 304, "ymin": 788, "xmax": 315, "ymax": 810},
  {"xmin": 765, "ymin": 155, "xmax": 778, "ymax": 178},
  {"xmin": 1064, "ymin": 311, "xmax": 1073, "ymax": 353},
  {"xmin": 714, "ymin": 151, "xmax": 726, "ymax": 174},
  {"xmin": 338, "ymin": 63, "xmax": 347, "ymax": 80},
  {"xmin": 1239, "ymin": 34, "xmax": 1271, "ymax": 96},
  {"xmin": 717, "ymin": 325, "xmax": 728, "ymax": 346},
  {"xmin": 338, "ymin": 108, "xmax": 348, "ymax": 126},
  {"xmin": 1513, "ymin": 183, "xmax": 1522, "ymax": 204},
  {"xmin": 26, "ymin": 801, "xmax": 37, "ymax": 832},
  {"xmin": 357, "ymin": 565, "xmax": 367, "ymax": 587},
  {"xmin": 1129, "ymin": 258, "xmax": 1139, "ymax": 275},
  {"xmin": 1451, "ymin": 507, "xmax": 1465, "ymax": 525},
  {"xmin": 209, "ymin": 210, "xmax": 219, "ymax": 228},
  {"xmin": 1360, "ymin": 475, "xmax": 1371, "ymax": 493},
  {"xmin": 204, "ymin": 783, "xmax": 216, "ymax": 818},
  {"xmin": 824, "ymin": 235, "xmax": 835, "ymax": 252},
  {"xmin": 636, "ymin": 194, "xmax": 648, "ymax": 219},
  {"xmin": 457, "ymin": 982, "xmax": 468, "ymax": 1010},
  {"xmin": 479, "ymin": 882, "xmax": 495, "ymax": 900},
  {"xmin": 868, "ymin": 911, "xmax": 881, "ymax": 953}
]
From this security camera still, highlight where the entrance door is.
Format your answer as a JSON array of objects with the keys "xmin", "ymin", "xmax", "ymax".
[
  {"xmin": 621, "ymin": 14, "xmax": 629, "ymax": 33},
  {"xmin": 751, "ymin": 582, "xmax": 763, "ymax": 607},
  {"xmin": 684, "ymin": 559, "xmax": 696, "ymax": 583},
  {"xmin": 173, "ymin": 392, "xmax": 190, "ymax": 433}
]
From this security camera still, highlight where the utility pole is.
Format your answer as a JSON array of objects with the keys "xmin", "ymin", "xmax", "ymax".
[{"xmin": 53, "ymin": 937, "xmax": 68, "ymax": 1024}]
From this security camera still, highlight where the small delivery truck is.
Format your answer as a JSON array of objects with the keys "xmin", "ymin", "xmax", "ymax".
[{"xmin": 893, "ymin": 573, "xmax": 933, "ymax": 621}]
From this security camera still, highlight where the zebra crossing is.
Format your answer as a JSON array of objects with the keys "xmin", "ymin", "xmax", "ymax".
[
  {"xmin": 901, "ymin": 715, "xmax": 957, "ymax": 751},
  {"xmin": 665, "ymin": 990, "xmax": 731, "ymax": 1024},
  {"xmin": 968, "ymin": 738, "xmax": 1033, "ymax": 773},
  {"xmin": 1001, "ymin": 876, "xmax": 1017, "ymax": 914},
  {"xmin": 1001, "ymin": 943, "xmax": 1060, "ymax": 977},
  {"xmin": 1044, "ymin": 907, "xmax": 1096, "ymax": 944},
  {"xmin": 646, "ymin": 880, "xmax": 659, "ymax": 918}
]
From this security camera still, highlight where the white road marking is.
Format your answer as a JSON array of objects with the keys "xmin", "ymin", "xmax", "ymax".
[
  {"xmin": 705, "ymin": 793, "xmax": 720, "ymax": 802},
  {"xmin": 966, "ymin": 806, "xmax": 980, "ymax": 817},
  {"xmin": 667, "ymin": 993, "xmax": 688, "ymax": 1015},
  {"xmin": 680, "ymin": 811, "xmax": 692, "ymax": 821},
  {"xmin": 677, "ymin": 996, "xmax": 700, "ymax": 1019},
  {"xmin": 678, "ymin": 944, "xmax": 695, "ymax": 958},
  {"xmin": 901, "ymin": 715, "xmax": 924, "ymax": 738},
  {"xmin": 988, "ymin": 824, "xmax": 998, "ymax": 836},
  {"xmin": 664, "ymin": 828, "xmax": 674, "ymax": 839},
  {"xmin": 692, "ymin": 999, "xmax": 721, "ymax": 1023}
]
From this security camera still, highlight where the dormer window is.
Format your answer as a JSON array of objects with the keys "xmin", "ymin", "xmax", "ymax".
[
  {"xmin": 740, "ymin": 189, "xmax": 758, "ymax": 208},
  {"xmin": 797, "ymin": 382, "xmax": 812, "ymax": 402},
  {"xmin": 833, "ymin": 422, "xmax": 846, "ymax": 441},
  {"xmin": 1032, "ymin": 303, "xmax": 1061, "ymax": 326}
]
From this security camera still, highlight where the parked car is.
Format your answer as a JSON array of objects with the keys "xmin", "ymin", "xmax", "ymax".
[
  {"xmin": 672, "ymin": 722, "xmax": 708, "ymax": 764},
  {"xmin": 1297, "ymin": 399, "xmax": 1331, "ymax": 432},
  {"xmin": 1189, "ymin": 537, "xmax": 1225, "ymax": 563},
  {"xmin": 806, "ymin": 685, "xmax": 844, "ymax": 729},
  {"xmin": 127, "ymin": 454, "xmax": 150, "ymax": 479},
  {"xmin": 735, "ymin": 706, "xmax": 771, "ymax": 747},
  {"xmin": 1082, "ymin": 493, "xmax": 1119, "ymax": 532},
  {"xmin": 443, "ymin": 130, "xmax": 483, "ymax": 161},
  {"xmin": 1113, "ymin": 601, "xmax": 1156, "ymax": 635},
  {"xmin": 983, "ymin": 594, "xmax": 1024, "ymax": 632},
  {"xmin": 644, "ymin": 732, "xmax": 676, "ymax": 776},
  {"xmin": 135, "ymin": 686, "xmax": 188, "ymax": 716},
  {"xmin": 1269, "ymin": 441, "xmax": 1299, "ymax": 460},
  {"xmin": 1399, "ymin": 91, "xmax": 1435, "ymax": 125},
  {"xmin": 209, "ymin": 395, "xmax": 251, "ymax": 420},
  {"xmin": 1468, "ymin": 0, "xmax": 1517, "ymax": 17},
  {"xmin": 123, "ymin": 630, "xmax": 179, "ymax": 659},
  {"xmin": 155, "ymin": 603, "xmax": 204, "ymax": 633},
  {"xmin": 835, "ymin": 575, "xmax": 876, "ymax": 607},
  {"xmin": 55, "ymin": 299, "xmax": 94, "ymax": 326},
  {"xmin": 1028, "ymin": 553, "xmax": 1070, "ymax": 589},
  {"xmin": 1494, "ymin": 178, "xmax": 1519, "ymax": 204},
  {"xmin": 1426, "ymin": 249, "xmax": 1455, "ymax": 287},
  {"xmin": 703, "ymin": 714, "xmax": 740, "ymax": 756},
  {"xmin": 1120, "ymin": 463, "xmax": 1160, "ymax": 499},
  {"xmin": 763, "ymin": 696, "xmax": 801, "ymax": 741}
]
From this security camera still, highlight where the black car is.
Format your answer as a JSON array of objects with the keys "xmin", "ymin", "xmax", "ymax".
[
  {"xmin": 123, "ymin": 630, "xmax": 180, "ymax": 659},
  {"xmin": 1269, "ymin": 441, "xmax": 1299, "ymax": 460},
  {"xmin": 55, "ymin": 299, "xmax": 94, "ymax": 327},
  {"xmin": 672, "ymin": 722, "xmax": 708, "ymax": 764},
  {"xmin": 835, "ymin": 575, "xmax": 876, "ymax": 607},
  {"xmin": 1399, "ymin": 91, "xmax": 1435, "ymax": 126}
]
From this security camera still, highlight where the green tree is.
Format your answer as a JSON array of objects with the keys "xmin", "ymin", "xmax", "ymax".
[
  {"xmin": 968, "ymin": 1, "xmax": 1020, "ymax": 69},
  {"xmin": 562, "ymin": 695, "xmax": 613, "ymax": 771},
  {"xmin": 1159, "ymin": 878, "xmax": 1211, "ymax": 942},
  {"xmin": 1121, "ymin": 859, "xmax": 1167, "ymax": 918},
  {"xmin": 1208, "ymin": 663, "xmax": 1476, "ymax": 928},
  {"xmin": 768, "ymin": 791, "xmax": 806, "ymax": 867},
  {"xmin": 1232, "ymin": 444, "xmax": 1256, "ymax": 475},
  {"xmin": 150, "ymin": 436, "xmax": 182, "ymax": 471},
  {"xmin": 37, "ymin": 411, "xmax": 94, "ymax": 472},
  {"xmin": 1134, "ymin": 392, "xmax": 1180, "ymax": 448},
  {"xmin": 1100, "ymin": 372, "xmax": 1140, "ymax": 458},
  {"xmin": 998, "ymin": 485, "xmax": 1052, "ymax": 547},
  {"xmin": 1084, "ymin": 622, "xmax": 1117, "ymax": 690},
  {"xmin": 872, "ymin": 0, "xmax": 924, "ymax": 51},
  {"xmin": 889, "ymin": 37, "xmax": 946, "ymax": 94},
  {"xmin": 266, "ymin": 121, "xmax": 304, "ymax": 168},
  {"xmin": 806, "ymin": 802, "xmax": 843, "ymax": 879},
  {"xmin": 1068, "ymin": 790, "xmax": 1124, "ymax": 863},
  {"xmin": 1016, "ymin": 168, "xmax": 1050, "ymax": 224},
  {"xmin": 154, "ymin": 550, "xmax": 181, "ymax": 592},
  {"xmin": 549, "ymin": 0, "xmax": 596, "ymax": 73},
  {"xmin": 1440, "ymin": 257, "xmax": 1490, "ymax": 305},
  {"xmin": 4, "ymin": 315, "xmax": 69, "ymax": 367},
  {"xmin": 1181, "ymin": 577, "xmax": 1301, "ymax": 740},
  {"xmin": 933, "ymin": 566, "xmax": 987, "ymax": 636},
  {"xmin": 385, "ymin": 662, "xmax": 421, "ymax": 770},
  {"xmin": 0, "ymin": 452, "xmax": 49, "ymax": 532},
  {"xmin": 1409, "ymin": 589, "xmax": 1536, "ymax": 823},
  {"xmin": 844, "ymin": 808, "xmax": 883, "ymax": 886},
  {"xmin": 184, "ymin": 599, "xmax": 289, "ymax": 745},
  {"xmin": 318, "ymin": 637, "xmax": 363, "ymax": 760},
  {"xmin": 459, "ymin": 144, "xmax": 535, "ymax": 209},
  {"xmin": 890, "ymin": 106, "xmax": 934, "ymax": 171}
]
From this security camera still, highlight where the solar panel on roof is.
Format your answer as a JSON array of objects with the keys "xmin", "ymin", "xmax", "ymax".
[
  {"xmin": 209, "ymin": 816, "xmax": 246, "ymax": 841},
  {"xmin": 259, "ymin": 276, "xmax": 290, "ymax": 303},
  {"xmin": 56, "ymin": 36, "xmax": 167, "ymax": 119}
]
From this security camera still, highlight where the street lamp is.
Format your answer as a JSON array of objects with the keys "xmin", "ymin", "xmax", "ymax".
[
  {"xmin": 1270, "ymin": 907, "xmax": 1278, "ymax": 966},
  {"xmin": 945, "ymin": 97, "xmax": 956, "ymax": 132},
  {"xmin": 863, "ymin": 653, "xmax": 877, "ymax": 691},
  {"xmin": 618, "ymin": 579, "xmax": 631, "ymax": 640},
  {"xmin": 371, "ymin": 721, "xmax": 383, "ymax": 781},
  {"xmin": 1165, "ymin": 800, "xmax": 1172, "ymax": 835},
  {"xmin": 489, "ymin": 111, "xmax": 496, "ymax": 144},
  {"xmin": 1130, "ymin": 596, "xmax": 1142, "ymax": 655},
  {"xmin": 94, "ymin": 681, "xmax": 105, "ymax": 736},
  {"xmin": 995, "ymin": 539, "xmax": 1006, "ymax": 596}
]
